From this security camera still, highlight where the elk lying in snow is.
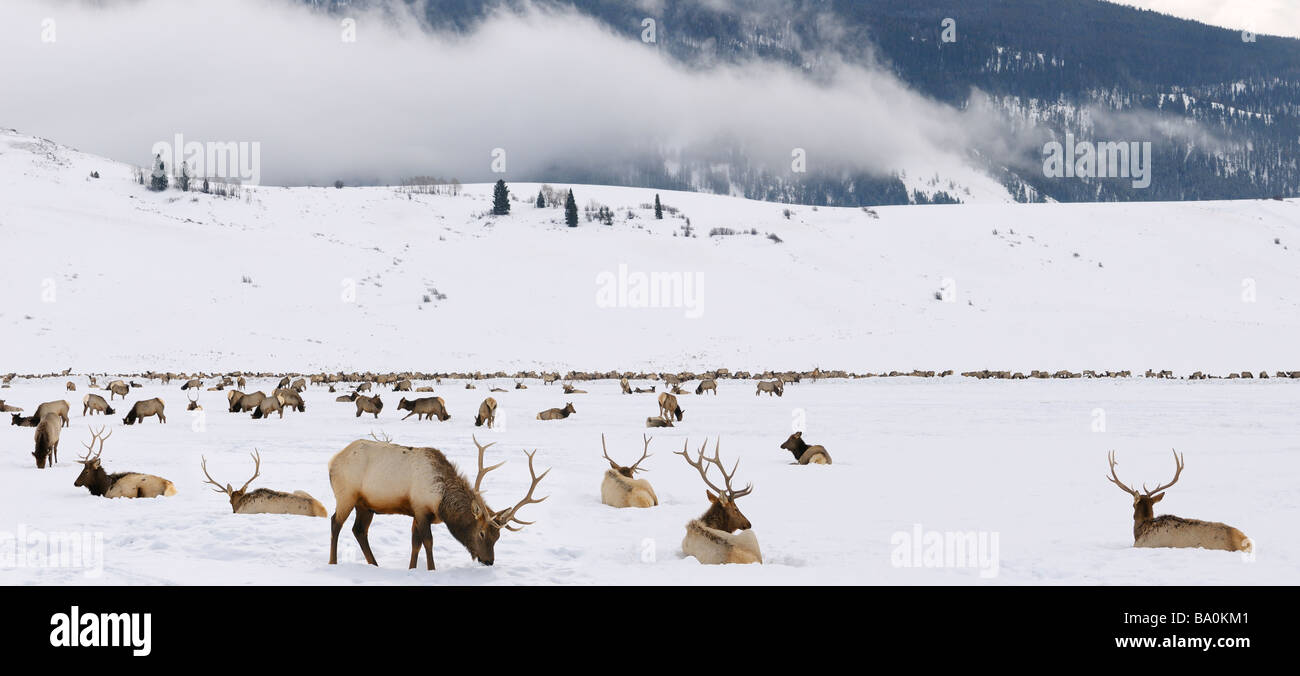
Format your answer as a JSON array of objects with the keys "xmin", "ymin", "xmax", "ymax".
[
  {"xmin": 676, "ymin": 439, "xmax": 761, "ymax": 565},
  {"xmin": 34, "ymin": 413, "xmax": 62, "ymax": 468},
  {"xmin": 354, "ymin": 394, "xmax": 383, "ymax": 418},
  {"xmin": 515, "ymin": 381, "xmax": 528, "ymax": 390},
  {"xmin": 35, "ymin": 400, "xmax": 70, "ymax": 428},
  {"xmin": 1106, "ymin": 450, "xmax": 1251, "ymax": 552},
  {"xmin": 201, "ymin": 450, "xmax": 327, "ymax": 517},
  {"xmin": 696, "ymin": 379, "xmax": 717, "ymax": 395},
  {"xmin": 489, "ymin": 386, "xmax": 507, "ymax": 392},
  {"xmin": 398, "ymin": 396, "xmax": 450, "ymax": 421},
  {"xmin": 779, "ymin": 432, "xmax": 831, "ymax": 465},
  {"xmin": 228, "ymin": 390, "xmax": 266, "ymax": 413},
  {"xmin": 106, "ymin": 380, "xmax": 130, "ymax": 400},
  {"xmin": 186, "ymin": 391, "xmax": 202, "ymax": 411},
  {"xmin": 474, "ymin": 397, "xmax": 497, "ymax": 428},
  {"xmin": 755, "ymin": 380, "xmax": 784, "ymax": 397},
  {"xmin": 645, "ymin": 416, "xmax": 674, "ymax": 428},
  {"xmin": 0, "ymin": 400, "xmax": 22, "ymax": 413},
  {"xmin": 600, "ymin": 434, "xmax": 657, "ymax": 508},
  {"xmin": 74, "ymin": 427, "xmax": 177, "ymax": 498},
  {"xmin": 562, "ymin": 383, "xmax": 587, "ymax": 394},
  {"xmin": 335, "ymin": 391, "xmax": 358, "ymax": 402},
  {"xmin": 123, "ymin": 398, "xmax": 166, "ymax": 425},
  {"xmin": 327, "ymin": 435, "xmax": 549, "ymax": 569},
  {"xmin": 536, "ymin": 402, "xmax": 576, "ymax": 420},
  {"xmin": 657, "ymin": 392, "xmax": 684, "ymax": 421},
  {"xmin": 82, "ymin": 393, "xmax": 115, "ymax": 416}
]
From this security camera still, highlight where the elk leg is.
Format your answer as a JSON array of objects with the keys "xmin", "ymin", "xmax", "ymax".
[
  {"xmin": 351, "ymin": 507, "xmax": 378, "ymax": 565},
  {"xmin": 329, "ymin": 501, "xmax": 356, "ymax": 565},
  {"xmin": 421, "ymin": 522, "xmax": 434, "ymax": 570},
  {"xmin": 408, "ymin": 520, "xmax": 423, "ymax": 569}
]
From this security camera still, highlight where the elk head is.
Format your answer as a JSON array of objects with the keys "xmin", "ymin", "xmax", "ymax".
[
  {"xmin": 74, "ymin": 426, "xmax": 112, "ymax": 493},
  {"xmin": 676, "ymin": 438, "xmax": 753, "ymax": 532},
  {"xmin": 602, "ymin": 433, "xmax": 652, "ymax": 478},
  {"xmin": 201, "ymin": 450, "xmax": 261, "ymax": 511},
  {"xmin": 1106, "ymin": 449, "xmax": 1183, "ymax": 526},
  {"xmin": 444, "ymin": 436, "xmax": 550, "ymax": 565}
]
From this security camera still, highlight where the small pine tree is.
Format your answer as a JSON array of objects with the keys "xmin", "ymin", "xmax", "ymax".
[
  {"xmin": 536, "ymin": 190, "xmax": 545, "ymax": 208},
  {"xmin": 654, "ymin": 194, "xmax": 663, "ymax": 219},
  {"xmin": 149, "ymin": 153, "xmax": 169, "ymax": 192},
  {"xmin": 564, "ymin": 190, "xmax": 578, "ymax": 227},
  {"xmin": 178, "ymin": 163, "xmax": 190, "ymax": 192},
  {"xmin": 492, "ymin": 179, "xmax": 511, "ymax": 215}
]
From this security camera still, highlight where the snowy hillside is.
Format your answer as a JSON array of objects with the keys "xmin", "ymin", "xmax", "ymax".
[{"xmin": 2, "ymin": 127, "xmax": 1299, "ymax": 374}]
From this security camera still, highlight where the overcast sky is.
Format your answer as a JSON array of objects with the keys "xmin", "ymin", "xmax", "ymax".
[{"xmin": 1103, "ymin": 0, "xmax": 1300, "ymax": 39}]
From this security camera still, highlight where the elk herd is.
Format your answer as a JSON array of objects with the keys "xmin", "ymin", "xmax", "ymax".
[{"xmin": 0, "ymin": 368, "xmax": 1258, "ymax": 575}]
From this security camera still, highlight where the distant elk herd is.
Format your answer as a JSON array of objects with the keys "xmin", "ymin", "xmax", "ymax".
[{"xmin": 1, "ymin": 365, "xmax": 1257, "ymax": 566}]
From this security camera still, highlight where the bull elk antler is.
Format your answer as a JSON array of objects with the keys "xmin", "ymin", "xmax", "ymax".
[
  {"xmin": 201, "ymin": 449, "xmax": 262, "ymax": 496},
  {"xmin": 78, "ymin": 425, "xmax": 111, "ymax": 464},
  {"xmin": 601, "ymin": 433, "xmax": 653, "ymax": 474},
  {"xmin": 493, "ymin": 450, "xmax": 550, "ymax": 531},
  {"xmin": 676, "ymin": 437, "xmax": 752, "ymax": 501},
  {"xmin": 1107, "ymin": 449, "xmax": 1184, "ymax": 497}
]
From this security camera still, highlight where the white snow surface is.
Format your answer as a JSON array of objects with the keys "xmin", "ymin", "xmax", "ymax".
[
  {"xmin": 2, "ymin": 128, "xmax": 1299, "ymax": 375},
  {"xmin": 0, "ymin": 376, "xmax": 1291, "ymax": 585}
]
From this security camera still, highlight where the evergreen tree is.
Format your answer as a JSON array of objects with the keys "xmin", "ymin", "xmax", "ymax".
[
  {"xmin": 178, "ymin": 163, "xmax": 190, "ymax": 192},
  {"xmin": 492, "ymin": 179, "xmax": 510, "ymax": 215},
  {"xmin": 149, "ymin": 153, "xmax": 169, "ymax": 192},
  {"xmin": 536, "ymin": 190, "xmax": 545, "ymax": 208},
  {"xmin": 654, "ymin": 194, "xmax": 663, "ymax": 219},
  {"xmin": 564, "ymin": 190, "xmax": 578, "ymax": 227}
]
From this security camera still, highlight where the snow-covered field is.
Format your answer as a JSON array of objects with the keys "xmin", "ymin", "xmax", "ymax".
[
  {"xmin": 0, "ymin": 375, "xmax": 1293, "ymax": 585},
  {"xmin": 1, "ymin": 129, "xmax": 1298, "ymax": 586},
  {"xmin": 2, "ymin": 128, "xmax": 1299, "ymax": 374}
]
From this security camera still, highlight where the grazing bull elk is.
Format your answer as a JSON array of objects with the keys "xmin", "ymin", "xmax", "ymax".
[
  {"xmin": 327, "ymin": 435, "xmax": 549, "ymax": 569},
  {"xmin": 398, "ymin": 396, "xmax": 450, "ymax": 421},
  {"xmin": 474, "ymin": 397, "xmax": 498, "ymax": 428},
  {"xmin": 354, "ymin": 394, "xmax": 383, "ymax": 418},
  {"xmin": 123, "ymin": 398, "xmax": 166, "ymax": 425},
  {"xmin": 536, "ymin": 402, "xmax": 576, "ymax": 420},
  {"xmin": 676, "ymin": 439, "xmax": 761, "ymax": 565},
  {"xmin": 1106, "ymin": 450, "xmax": 1252, "ymax": 552},
  {"xmin": 755, "ymin": 380, "xmax": 784, "ymax": 397},
  {"xmin": 779, "ymin": 432, "xmax": 831, "ymax": 465},
  {"xmin": 82, "ymin": 393, "xmax": 115, "ymax": 416},
  {"xmin": 34, "ymin": 413, "xmax": 62, "ymax": 468},
  {"xmin": 600, "ymin": 434, "xmax": 657, "ymax": 508},
  {"xmin": 74, "ymin": 427, "xmax": 177, "ymax": 498},
  {"xmin": 657, "ymin": 392, "xmax": 684, "ymax": 421},
  {"xmin": 201, "ymin": 450, "xmax": 327, "ymax": 517}
]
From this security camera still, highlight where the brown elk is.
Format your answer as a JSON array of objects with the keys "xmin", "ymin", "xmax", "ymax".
[
  {"xmin": 186, "ymin": 390, "xmax": 202, "ymax": 411},
  {"xmin": 11, "ymin": 413, "xmax": 38, "ymax": 426},
  {"xmin": 290, "ymin": 378, "xmax": 307, "ymax": 392},
  {"xmin": 695, "ymin": 379, "xmax": 717, "ymax": 395},
  {"xmin": 273, "ymin": 388, "xmax": 306, "ymax": 413},
  {"xmin": 620, "ymin": 377, "xmax": 632, "ymax": 394},
  {"xmin": 562, "ymin": 383, "xmax": 587, "ymax": 394},
  {"xmin": 251, "ymin": 395, "xmax": 283, "ymax": 419},
  {"xmin": 645, "ymin": 416, "xmax": 674, "ymax": 428},
  {"xmin": 474, "ymin": 397, "xmax": 497, "ymax": 428},
  {"xmin": 779, "ymin": 431, "xmax": 831, "ymax": 465},
  {"xmin": 65, "ymin": 381, "xmax": 76, "ymax": 392},
  {"xmin": 600, "ymin": 434, "xmax": 657, "ymax": 508},
  {"xmin": 657, "ymin": 392, "xmax": 684, "ymax": 421},
  {"xmin": 34, "ymin": 412, "xmax": 62, "ymax": 468},
  {"xmin": 536, "ymin": 402, "xmax": 576, "ymax": 420},
  {"xmin": 335, "ymin": 391, "xmax": 358, "ymax": 402},
  {"xmin": 106, "ymin": 380, "xmax": 130, "ymax": 400},
  {"xmin": 1106, "ymin": 450, "xmax": 1252, "ymax": 552},
  {"xmin": 181, "ymin": 378, "xmax": 203, "ymax": 391},
  {"xmin": 276, "ymin": 376, "xmax": 291, "ymax": 390},
  {"xmin": 200, "ymin": 450, "xmax": 327, "ymax": 517},
  {"xmin": 354, "ymin": 394, "xmax": 383, "ymax": 418},
  {"xmin": 355, "ymin": 382, "xmax": 373, "ymax": 393},
  {"xmin": 123, "ymin": 398, "xmax": 166, "ymax": 425},
  {"xmin": 327, "ymin": 435, "xmax": 548, "ymax": 569},
  {"xmin": 676, "ymin": 438, "xmax": 761, "ymax": 565},
  {"xmin": 489, "ymin": 386, "xmax": 508, "ymax": 393},
  {"xmin": 515, "ymin": 381, "xmax": 528, "ymax": 390},
  {"xmin": 398, "ymin": 396, "xmax": 450, "ymax": 421},
  {"xmin": 82, "ymin": 393, "xmax": 115, "ymax": 416},
  {"xmin": 228, "ymin": 390, "xmax": 266, "ymax": 413},
  {"xmin": 74, "ymin": 427, "xmax": 177, "ymax": 498},
  {"xmin": 394, "ymin": 379, "xmax": 413, "ymax": 392},
  {"xmin": 755, "ymin": 380, "xmax": 783, "ymax": 397},
  {"xmin": 0, "ymin": 400, "xmax": 22, "ymax": 413},
  {"xmin": 35, "ymin": 400, "xmax": 70, "ymax": 427}
]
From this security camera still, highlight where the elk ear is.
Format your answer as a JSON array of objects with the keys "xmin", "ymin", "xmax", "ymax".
[
  {"xmin": 1151, "ymin": 493, "xmax": 1164, "ymax": 504},
  {"xmin": 706, "ymin": 491, "xmax": 719, "ymax": 504}
]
